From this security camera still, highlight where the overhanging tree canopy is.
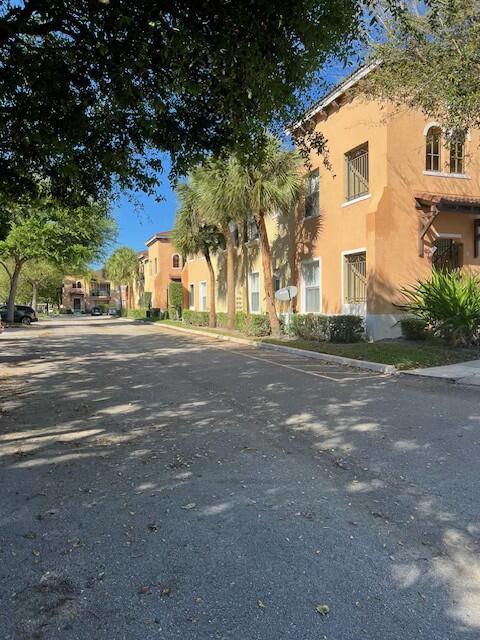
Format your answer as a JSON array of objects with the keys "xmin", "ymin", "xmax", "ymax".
[{"xmin": 0, "ymin": 0, "xmax": 362, "ymax": 201}]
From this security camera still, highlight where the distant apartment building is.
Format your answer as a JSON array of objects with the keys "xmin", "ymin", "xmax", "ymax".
[
  {"xmin": 182, "ymin": 64, "xmax": 480, "ymax": 340},
  {"xmin": 61, "ymin": 270, "xmax": 120, "ymax": 312},
  {"xmin": 143, "ymin": 231, "xmax": 183, "ymax": 309}
]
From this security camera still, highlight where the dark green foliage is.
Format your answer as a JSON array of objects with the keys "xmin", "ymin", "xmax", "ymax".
[
  {"xmin": 168, "ymin": 282, "xmax": 184, "ymax": 320},
  {"xmin": 182, "ymin": 309, "xmax": 271, "ymax": 336},
  {"xmin": 182, "ymin": 310, "xmax": 210, "ymax": 327},
  {"xmin": 0, "ymin": 1, "xmax": 361, "ymax": 201},
  {"xmin": 400, "ymin": 318, "xmax": 428, "ymax": 341},
  {"xmin": 126, "ymin": 309, "xmax": 148, "ymax": 320},
  {"xmin": 289, "ymin": 314, "xmax": 364, "ymax": 343},
  {"xmin": 400, "ymin": 269, "xmax": 480, "ymax": 345},
  {"xmin": 328, "ymin": 315, "xmax": 364, "ymax": 343},
  {"xmin": 288, "ymin": 314, "xmax": 329, "ymax": 341}
]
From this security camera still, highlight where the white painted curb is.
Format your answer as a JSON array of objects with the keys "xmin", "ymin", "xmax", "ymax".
[{"xmin": 151, "ymin": 321, "xmax": 397, "ymax": 374}]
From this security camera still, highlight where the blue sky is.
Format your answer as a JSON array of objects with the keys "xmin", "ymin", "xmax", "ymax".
[{"xmin": 110, "ymin": 59, "xmax": 359, "ymax": 256}]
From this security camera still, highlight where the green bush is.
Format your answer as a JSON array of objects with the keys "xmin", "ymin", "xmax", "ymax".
[
  {"xmin": 288, "ymin": 314, "xmax": 329, "ymax": 341},
  {"xmin": 243, "ymin": 314, "xmax": 271, "ymax": 336},
  {"xmin": 126, "ymin": 308, "xmax": 147, "ymax": 320},
  {"xmin": 182, "ymin": 309, "xmax": 209, "ymax": 326},
  {"xmin": 328, "ymin": 315, "xmax": 364, "ymax": 343},
  {"xmin": 288, "ymin": 313, "xmax": 364, "ymax": 343},
  {"xmin": 400, "ymin": 269, "xmax": 480, "ymax": 345},
  {"xmin": 168, "ymin": 282, "xmax": 183, "ymax": 318},
  {"xmin": 216, "ymin": 312, "xmax": 228, "ymax": 328},
  {"xmin": 400, "ymin": 318, "xmax": 428, "ymax": 341}
]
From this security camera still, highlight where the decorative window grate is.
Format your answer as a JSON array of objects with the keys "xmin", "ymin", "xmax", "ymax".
[
  {"xmin": 344, "ymin": 252, "xmax": 366, "ymax": 304},
  {"xmin": 345, "ymin": 144, "xmax": 369, "ymax": 201}
]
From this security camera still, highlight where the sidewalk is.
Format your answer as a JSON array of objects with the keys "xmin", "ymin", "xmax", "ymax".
[{"xmin": 403, "ymin": 359, "xmax": 480, "ymax": 386}]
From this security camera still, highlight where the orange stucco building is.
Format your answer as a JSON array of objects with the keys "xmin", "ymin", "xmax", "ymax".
[
  {"xmin": 182, "ymin": 64, "xmax": 480, "ymax": 340},
  {"xmin": 144, "ymin": 231, "xmax": 183, "ymax": 309}
]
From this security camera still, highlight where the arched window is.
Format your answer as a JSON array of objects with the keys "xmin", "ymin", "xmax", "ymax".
[
  {"xmin": 77, "ymin": 281, "xmax": 82, "ymax": 288},
  {"xmin": 172, "ymin": 254, "xmax": 181, "ymax": 269},
  {"xmin": 425, "ymin": 127, "xmax": 441, "ymax": 172}
]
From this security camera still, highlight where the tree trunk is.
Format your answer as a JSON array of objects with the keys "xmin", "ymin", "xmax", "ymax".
[
  {"xmin": 224, "ymin": 226, "xmax": 236, "ymax": 330},
  {"xmin": 31, "ymin": 283, "xmax": 38, "ymax": 311},
  {"xmin": 204, "ymin": 249, "xmax": 216, "ymax": 327},
  {"xmin": 256, "ymin": 210, "xmax": 280, "ymax": 337},
  {"xmin": 7, "ymin": 261, "xmax": 23, "ymax": 323},
  {"xmin": 118, "ymin": 285, "xmax": 123, "ymax": 314}
]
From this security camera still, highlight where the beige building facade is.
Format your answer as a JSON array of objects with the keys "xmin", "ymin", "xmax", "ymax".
[
  {"xmin": 182, "ymin": 65, "xmax": 480, "ymax": 340},
  {"xmin": 61, "ymin": 270, "xmax": 120, "ymax": 312}
]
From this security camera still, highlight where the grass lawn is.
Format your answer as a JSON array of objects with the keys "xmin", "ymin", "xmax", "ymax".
[
  {"xmin": 261, "ymin": 338, "xmax": 479, "ymax": 370},
  {"xmin": 152, "ymin": 319, "xmax": 479, "ymax": 370}
]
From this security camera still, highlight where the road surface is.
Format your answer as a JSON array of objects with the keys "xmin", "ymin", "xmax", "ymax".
[{"xmin": 0, "ymin": 316, "xmax": 479, "ymax": 639}]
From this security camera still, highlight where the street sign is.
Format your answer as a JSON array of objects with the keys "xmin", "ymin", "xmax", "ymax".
[{"xmin": 275, "ymin": 285, "xmax": 298, "ymax": 301}]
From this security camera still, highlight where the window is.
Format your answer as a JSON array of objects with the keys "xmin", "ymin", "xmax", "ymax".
[
  {"xmin": 172, "ymin": 254, "xmax": 181, "ymax": 269},
  {"xmin": 433, "ymin": 238, "xmax": 461, "ymax": 271},
  {"xmin": 199, "ymin": 281, "xmax": 207, "ymax": 311},
  {"xmin": 302, "ymin": 260, "xmax": 320, "ymax": 313},
  {"xmin": 475, "ymin": 220, "xmax": 480, "ymax": 259},
  {"xmin": 425, "ymin": 127, "xmax": 441, "ymax": 171},
  {"xmin": 249, "ymin": 272, "xmax": 260, "ymax": 313},
  {"xmin": 304, "ymin": 169, "xmax": 319, "ymax": 218},
  {"xmin": 77, "ymin": 281, "xmax": 82, "ymax": 288},
  {"xmin": 246, "ymin": 217, "xmax": 259, "ymax": 241},
  {"xmin": 154, "ymin": 257, "xmax": 158, "ymax": 274},
  {"xmin": 189, "ymin": 284, "xmax": 195, "ymax": 309},
  {"xmin": 345, "ymin": 144, "xmax": 369, "ymax": 201},
  {"xmin": 450, "ymin": 137, "xmax": 465, "ymax": 174},
  {"xmin": 343, "ymin": 252, "xmax": 367, "ymax": 304},
  {"xmin": 72, "ymin": 281, "xmax": 77, "ymax": 288}
]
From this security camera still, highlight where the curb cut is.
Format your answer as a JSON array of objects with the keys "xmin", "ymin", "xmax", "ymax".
[{"xmin": 151, "ymin": 321, "xmax": 397, "ymax": 375}]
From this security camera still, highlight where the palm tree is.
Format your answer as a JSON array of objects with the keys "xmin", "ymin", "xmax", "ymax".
[
  {"xmin": 105, "ymin": 246, "xmax": 139, "ymax": 312},
  {"xmin": 221, "ymin": 137, "xmax": 302, "ymax": 336},
  {"xmin": 196, "ymin": 158, "xmax": 245, "ymax": 331},
  {"xmin": 172, "ymin": 172, "xmax": 225, "ymax": 327}
]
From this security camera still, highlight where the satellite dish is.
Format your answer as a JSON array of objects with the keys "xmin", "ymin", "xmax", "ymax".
[{"xmin": 275, "ymin": 285, "xmax": 298, "ymax": 301}]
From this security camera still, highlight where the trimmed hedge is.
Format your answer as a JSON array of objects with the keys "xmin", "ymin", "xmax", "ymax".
[
  {"xmin": 182, "ymin": 309, "xmax": 210, "ymax": 326},
  {"xmin": 400, "ymin": 318, "xmax": 428, "ymax": 341},
  {"xmin": 289, "ymin": 313, "xmax": 364, "ymax": 343},
  {"xmin": 182, "ymin": 309, "xmax": 271, "ymax": 336}
]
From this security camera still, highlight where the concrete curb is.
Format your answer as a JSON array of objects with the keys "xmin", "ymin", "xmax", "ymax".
[
  {"xmin": 151, "ymin": 321, "xmax": 397, "ymax": 375},
  {"xmin": 258, "ymin": 341, "xmax": 397, "ymax": 374}
]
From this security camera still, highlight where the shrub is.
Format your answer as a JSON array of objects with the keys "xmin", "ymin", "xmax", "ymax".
[
  {"xmin": 126, "ymin": 309, "xmax": 147, "ymax": 320},
  {"xmin": 400, "ymin": 318, "xmax": 428, "ymax": 341},
  {"xmin": 182, "ymin": 309, "xmax": 209, "ymax": 326},
  {"xmin": 400, "ymin": 269, "xmax": 480, "ymax": 345},
  {"xmin": 168, "ymin": 282, "xmax": 183, "ymax": 318},
  {"xmin": 288, "ymin": 313, "xmax": 364, "ymax": 343},
  {"xmin": 216, "ymin": 312, "xmax": 228, "ymax": 328},
  {"xmin": 288, "ymin": 314, "xmax": 329, "ymax": 341},
  {"xmin": 328, "ymin": 315, "xmax": 364, "ymax": 343},
  {"xmin": 243, "ymin": 314, "xmax": 271, "ymax": 336}
]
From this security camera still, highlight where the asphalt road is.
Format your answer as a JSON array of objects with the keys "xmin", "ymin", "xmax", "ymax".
[{"xmin": 1, "ymin": 316, "xmax": 479, "ymax": 640}]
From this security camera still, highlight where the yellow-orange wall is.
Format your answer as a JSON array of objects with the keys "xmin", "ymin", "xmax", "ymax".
[{"xmin": 145, "ymin": 239, "xmax": 182, "ymax": 309}]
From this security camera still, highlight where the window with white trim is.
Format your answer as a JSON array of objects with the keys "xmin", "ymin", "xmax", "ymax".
[
  {"xmin": 189, "ymin": 284, "xmax": 195, "ymax": 309},
  {"xmin": 345, "ymin": 143, "xmax": 369, "ymax": 201},
  {"xmin": 343, "ymin": 252, "xmax": 366, "ymax": 304},
  {"xmin": 304, "ymin": 169, "xmax": 319, "ymax": 218},
  {"xmin": 249, "ymin": 272, "xmax": 260, "ymax": 313},
  {"xmin": 199, "ymin": 281, "xmax": 207, "ymax": 311},
  {"xmin": 450, "ymin": 136, "xmax": 465, "ymax": 174},
  {"xmin": 172, "ymin": 254, "xmax": 181, "ymax": 269},
  {"xmin": 425, "ymin": 127, "xmax": 441, "ymax": 171},
  {"xmin": 302, "ymin": 260, "xmax": 320, "ymax": 313}
]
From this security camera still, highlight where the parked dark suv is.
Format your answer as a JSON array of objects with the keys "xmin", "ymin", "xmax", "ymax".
[{"xmin": 0, "ymin": 305, "xmax": 38, "ymax": 325}]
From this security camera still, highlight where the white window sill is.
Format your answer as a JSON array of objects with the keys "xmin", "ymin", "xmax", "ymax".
[
  {"xmin": 341, "ymin": 193, "xmax": 371, "ymax": 208},
  {"xmin": 423, "ymin": 170, "xmax": 470, "ymax": 180}
]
